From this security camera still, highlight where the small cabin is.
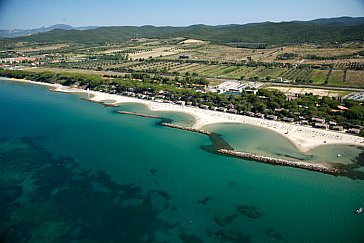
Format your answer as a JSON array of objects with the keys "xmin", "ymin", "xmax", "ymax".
[
  {"xmin": 314, "ymin": 123, "xmax": 328, "ymax": 129},
  {"xmin": 227, "ymin": 108, "xmax": 238, "ymax": 114},
  {"xmin": 348, "ymin": 128, "xmax": 361, "ymax": 134},
  {"xmin": 283, "ymin": 117, "xmax": 295, "ymax": 122},
  {"xmin": 175, "ymin": 101, "xmax": 185, "ymax": 106},
  {"xmin": 266, "ymin": 115, "xmax": 278, "ymax": 120},
  {"xmin": 312, "ymin": 117, "xmax": 325, "ymax": 123},
  {"xmin": 245, "ymin": 111, "xmax": 255, "ymax": 117},
  {"xmin": 332, "ymin": 126, "xmax": 344, "ymax": 131},
  {"xmin": 200, "ymin": 104, "xmax": 209, "ymax": 109},
  {"xmin": 217, "ymin": 107, "xmax": 227, "ymax": 112}
]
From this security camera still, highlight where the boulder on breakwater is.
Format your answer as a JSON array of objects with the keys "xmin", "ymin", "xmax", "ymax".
[
  {"xmin": 117, "ymin": 110, "xmax": 160, "ymax": 119},
  {"xmin": 161, "ymin": 123, "xmax": 211, "ymax": 135}
]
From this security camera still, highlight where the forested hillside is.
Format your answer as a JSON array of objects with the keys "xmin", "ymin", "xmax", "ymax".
[{"xmin": 8, "ymin": 17, "xmax": 364, "ymax": 45}]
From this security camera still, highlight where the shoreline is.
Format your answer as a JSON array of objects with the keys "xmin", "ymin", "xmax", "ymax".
[{"xmin": 5, "ymin": 77, "xmax": 364, "ymax": 153}]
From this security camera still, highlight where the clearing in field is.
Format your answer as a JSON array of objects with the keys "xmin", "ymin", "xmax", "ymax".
[
  {"xmin": 267, "ymin": 86, "xmax": 350, "ymax": 97},
  {"xmin": 178, "ymin": 39, "xmax": 206, "ymax": 45},
  {"xmin": 328, "ymin": 70, "xmax": 344, "ymax": 85},
  {"xmin": 24, "ymin": 67, "xmax": 124, "ymax": 76},
  {"xmin": 311, "ymin": 69, "xmax": 328, "ymax": 84},
  {"xmin": 345, "ymin": 70, "xmax": 364, "ymax": 87},
  {"xmin": 14, "ymin": 44, "xmax": 69, "ymax": 53},
  {"xmin": 129, "ymin": 47, "xmax": 182, "ymax": 59}
]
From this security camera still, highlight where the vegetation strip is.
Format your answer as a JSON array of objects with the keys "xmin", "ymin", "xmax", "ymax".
[{"xmin": 217, "ymin": 149, "xmax": 343, "ymax": 175}]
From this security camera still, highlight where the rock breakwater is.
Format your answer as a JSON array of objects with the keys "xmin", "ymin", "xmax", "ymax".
[
  {"xmin": 161, "ymin": 123, "xmax": 211, "ymax": 135},
  {"xmin": 117, "ymin": 111, "xmax": 160, "ymax": 119},
  {"xmin": 218, "ymin": 149, "xmax": 343, "ymax": 175}
]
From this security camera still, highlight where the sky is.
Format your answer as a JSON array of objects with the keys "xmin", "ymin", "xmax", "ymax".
[{"xmin": 0, "ymin": 0, "xmax": 363, "ymax": 29}]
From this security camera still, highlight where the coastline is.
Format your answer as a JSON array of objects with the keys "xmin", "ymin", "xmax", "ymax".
[{"xmin": 5, "ymin": 77, "xmax": 364, "ymax": 153}]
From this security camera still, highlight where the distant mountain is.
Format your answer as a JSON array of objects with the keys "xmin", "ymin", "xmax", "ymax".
[
  {"xmin": 0, "ymin": 24, "xmax": 98, "ymax": 38},
  {"xmin": 4, "ymin": 17, "xmax": 364, "ymax": 45},
  {"xmin": 306, "ymin": 16, "xmax": 364, "ymax": 26}
]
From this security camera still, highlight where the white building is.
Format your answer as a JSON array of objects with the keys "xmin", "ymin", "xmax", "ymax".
[{"xmin": 209, "ymin": 80, "xmax": 261, "ymax": 94}]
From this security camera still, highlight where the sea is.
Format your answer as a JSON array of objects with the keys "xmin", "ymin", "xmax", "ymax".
[{"xmin": 0, "ymin": 78, "xmax": 363, "ymax": 243}]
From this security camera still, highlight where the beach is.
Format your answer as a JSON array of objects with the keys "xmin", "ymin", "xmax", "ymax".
[{"xmin": 9, "ymin": 78, "xmax": 364, "ymax": 152}]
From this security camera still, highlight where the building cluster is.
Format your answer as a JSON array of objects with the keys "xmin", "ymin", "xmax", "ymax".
[
  {"xmin": 114, "ymin": 87, "xmax": 361, "ymax": 135},
  {"xmin": 208, "ymin": 80, "xmax": 261, "ymax": 95},
  {"xmin": 0, "ymin": 57, "xmax": 37, "ymax": 64}
]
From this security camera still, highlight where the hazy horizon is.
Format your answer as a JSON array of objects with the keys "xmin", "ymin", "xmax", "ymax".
[
  {"xmin": 0, "ymin": 0, "xmax": 363, "ymax": 29},
  {"xmin": 1, "ymin": 15, "xmax": 364, "ymax": 30}
]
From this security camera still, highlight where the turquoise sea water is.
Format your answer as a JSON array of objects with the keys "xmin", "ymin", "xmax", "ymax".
[{"xmin": 0, "ymin": 78, "xmax": 363, "ymax": 243}]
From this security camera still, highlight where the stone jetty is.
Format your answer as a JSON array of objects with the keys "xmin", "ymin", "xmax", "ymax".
[
  {"xmin": 117, "ymin": 110, "xmax": 160, "ymax": 119},
  {"xmin": 161, "ymin": 123, "xmax": 212, "ymax": 135},
  {"xmin": 81, "ymin": 98, "xmax": 119, "ymax": 107},
  {"xmin": 218, "ymin": 149, "xmax": 342, "ymax": 175}
]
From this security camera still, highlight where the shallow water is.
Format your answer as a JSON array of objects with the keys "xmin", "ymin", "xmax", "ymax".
[
  {"xmin": 0, "ymin": 79, "xmax": 363, "ymax": 243},
  {"xmin": 204, "ymin": 123, "xmax": 363, "ymax": 165}
]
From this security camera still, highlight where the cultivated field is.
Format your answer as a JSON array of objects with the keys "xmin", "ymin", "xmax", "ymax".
[
  {"xmin": 13, "ymin": 44, "xmax": 69, "ymax": 53},
  {"xmin": 267, "ymin": 86, "xmax": 352, "ymax": 97},
  {"xmin": 2, "ymin": 37, "xmax": 364, "ymax": 88}
]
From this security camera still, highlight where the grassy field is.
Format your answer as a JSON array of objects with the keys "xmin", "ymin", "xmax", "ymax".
[
  {"xmin": 328, "ymin": 70, "xmax": 344, "ymax": 85},
  {"xmin": 214, "ymin": 66, "xmax": 242, "ymax": 76},
  {"xmin": 157, "ymin": 43, "xmax": 364, "ymax": 65},
  {"xmin": 24, "ymin": 67, "xmax": 124, "ymax": 76},
  {"xmin": 206, "ymin": 78, "xmax": 226, "ymax": 87},
  {"xmin": 283, "ymin": 69, "xmax": 306, "ymax": 80},
  {"xmin": 200, "ymin": 65, "xmax": 230, "ymax": 77},
  {"xmin": 170, "ymin": 63, "xmax": 201, "ymax": 72},
  {"xmin": 226, "ymin": 66, "xmax": 256, "ymax": 78},
  {"xmin": 256, "ymin": 67, "xmax": 286, "ymax": 79},
  {"xmin": 346, "ymin": 70, "xmax": 364, "ymax": 87},
  {"xmin": 261, "ymin": 45, "xmax": 364, "ymax": 64},
  {"xmin": 311, "ymin": 69, "xmax": 329, "ymax": 84},
  {"xmin": 13, "ymin": 44, "xmax": 70, "ymax": 53}
]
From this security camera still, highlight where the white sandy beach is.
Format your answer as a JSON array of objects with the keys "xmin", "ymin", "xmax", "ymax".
[{"xmin": 7, "ymin": 78, "xmax": 364, "ymax": 152}]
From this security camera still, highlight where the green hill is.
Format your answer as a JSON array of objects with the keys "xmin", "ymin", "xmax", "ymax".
[{"xmin": 8, "ymin": 17, "xmax": 364, "ymax": 45}]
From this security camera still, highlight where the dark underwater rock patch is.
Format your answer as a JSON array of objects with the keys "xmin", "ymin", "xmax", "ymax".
[
  {"xmin": 197, "ymin": 196, "xmax": 211, "ymax": 205},
  {"xmin": 214, "ymin": 213, "xmax": 238, "ymax": 227},
  {"xmin": 149, "ymin": 168, "xmax": 158, "ymax": 175},
  {"xmin": 207, "ymin": 229, "xmax": 251, "ymax": 243},
  {"xmin": 179, "ymin": 233, "xmax": 204, "ymax": 243},
  {"xmin": 265, "ymin": 227, "xmax": 284, "ymax": 241},
  {"xmin": 0, "ymin": 137, "xmax": 181, "ymax": 242},
  {"xmin": 237, "ymin": 205, "xmax": 263, "ymax": 219}
]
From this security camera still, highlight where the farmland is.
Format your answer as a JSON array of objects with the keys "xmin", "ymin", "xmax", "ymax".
[
  {"xmin": 1, "ymin": 35, "xmax": 364, "ymax": 89},
  {"xmin": 266, "ymin": 85, "xmax": 352, "ymax": 98}
]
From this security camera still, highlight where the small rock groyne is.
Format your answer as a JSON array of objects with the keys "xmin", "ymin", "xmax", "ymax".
[
  {"xmin": 117, "ymin": 111, "xmax": 160, "ymax": 119},
  {"xmin": 80, "ymin": 98, "xmax": 119, "ymax": 107},
  {"xmin": 218, "ymin": 149, "xmax": 343, "ymax": 175},
  {"xmin": 161, "ymin": 123, "xmax": 212, "ymax": 135}
]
